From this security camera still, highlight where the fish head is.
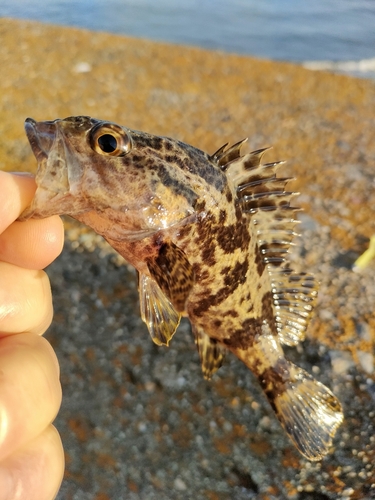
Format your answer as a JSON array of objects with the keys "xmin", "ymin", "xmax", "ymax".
[{"xmin": 21, "ymin": 116, "xmax": 198, "ymax": 241}]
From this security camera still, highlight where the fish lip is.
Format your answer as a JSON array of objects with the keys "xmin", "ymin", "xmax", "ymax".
[
  {"xmin": 24, "ymin": 117, "xmax": 56, "ymax": 162},
  {"xmin": 20, "ymin": 117, "xmax": 67, "ymax": 221}
]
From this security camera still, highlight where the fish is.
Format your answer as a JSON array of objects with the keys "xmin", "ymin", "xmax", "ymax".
[{"xmin": 20, "ymin": 116, "xmax": 343, "ymax": 460}]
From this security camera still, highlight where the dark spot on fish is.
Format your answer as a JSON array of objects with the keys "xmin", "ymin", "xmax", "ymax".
[
  {"xmin": 192, "ymin": 263, "xmax": 202, "ymax": 275},
  {"xmin": 255, "ymin": 249, "xmax": 265, "ymax": 277},
  {"xmin": 219, "ymin": 209, "xmax": 227, "ymax": 223},
  {"xmin": 192, "ymin": 259, "xmax": 248, "ymax": 317},
  {"xmin": 179, "ymin": 144, "xmax": 226, "ymax": 191},
  {"xmin": 133, "ymin": 135, "xmax": 150, "ymax": 148},
  {"xmin": 147, "ymin": 162, "xmax": 158, "ymax": 172},
  {"xmin": 217, "ymin": 219, "xmax": 251, "ymax": 254},
  {"xmin": 235, "ymin": 204, "xmax": 243, "ymax": 220},
  {"xmin": 134, "ymin": 134, "xmax": 164, "ymax": 152},
  {"xmin": 131, "ymin": 154, "xmax": 142, "ymax": 163},
  {"xmin": 182, "ymin": 157, "xmax": 192, "ymax": 170},
  {"xmin": 175, "ymin": 155, "xmax": 188, "ymax": 170},
  {"xmin": 258, "ymin": 359, "xmax": 289, "ymax": 410},
  {"xmin": 225, "ymin": 310, "xmax": 239, "ymax": 318},
  {"xmin": 199, "ymin": 269, "xmax": 211, "ymax": 281},
  {"xmin": 177, "ymin": 223, "xmax": 194, "ymax": 240},
  {"xmin": 194, "ymin": 200, "xmax": 206, "ymax": 212},
  {"xmin": 220, "ymin": 265, "xmax": 231, "ymax": 276},
  {"xmin": 230, "ymin": 313, "xmax": 283, "ymax": 349},
  {"xmin": 150, "ymin": 137, "xmax": 163, "ymax": 150},
  {"xmin": 246, "ymin": 303, "xmax": 254, "ymax": 313},
  {"xmin": 214, "ymin": 319, "xmax": 222, "ymax": 328},
  {"xmin": 201, "ymin": 243, "xmax": 216, "ymax": 266},
  {"xmin": 223, "ymin": 317, "xmax": 263, "ymax": 349},
  {"xmin": 65, "ymin": 115, "xmax": 92, "ymax": 126},
  {"xmin": 193, "ymin": 264, "xmax": 211, "ymax": 281},
  {"xmin": 262, "ymin": 291, "xmax": 274, "ymax": 328},
  {"xmin": 226, "ymin": 188, "xmax": 233, "ymax": 203},
  {"xmin": 195, "ymin": 210, "xmax": 217, "ymax": 264},
  {"xmin": 191, "ymin": 295, "xmax": 215, "ymax": 318},
  {"xmin": 223, "ymin": 259, "xmax": 248, "ymax": 287},
  {"xmin": 156, "ymin": 164, "xmax": 197, "ymax": 205},
  {"xmin": 120, "ymin": 156, "xmax": 132, "ymax": 167}
]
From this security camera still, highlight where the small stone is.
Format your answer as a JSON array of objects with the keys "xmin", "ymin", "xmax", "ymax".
[
  {"xmin": 357, "ymin": 351, "xmax": 374, "ymax": 374},
  {"xmin": 174, "ymin": 478, "xmax": 187, "ymax": 491},
  {"xmin": 137, "ymin": 422, "xmax": 147, "ymax": 432},
  {"xmin": 342, "ymin": 487, "xmax": 354, "ymax": 496},
  {"xmin": 145, "ymin": 381, "xmax": 156, "ymax": 392},
  {"xmin": 357, "ymin": 322, "xmax": 371, "ymax": 341},
  {"xmin": 73, "ymin": 61, "xmax": 92, "ymax": 73},
  {"xmin": 330, "ymin": 351, "xmax": 355, "ymax": 375},
  {"xmin": 259, "ymin": 416, "xmax": 271, "ymax": 429},
  {"xmin": 319, "ymin": 309, "xmax": 335, "ymax": 321}
]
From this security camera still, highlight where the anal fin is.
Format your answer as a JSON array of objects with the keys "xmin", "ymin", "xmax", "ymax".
[
  {"xmin": 193, "ymin": 326, "xmax": 226, "ymax": 380},
  {"xmin": 139, "ymin": 273, "xmax": 181, "ymax": 346}
]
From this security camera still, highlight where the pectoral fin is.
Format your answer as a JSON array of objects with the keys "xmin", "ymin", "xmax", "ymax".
[
  {"xmin": 147, "ymin": 241, "xmax": 194, "ymax": 313},
  {"xmin": 138, "ymin": 273, "xmax": 181, "ymax": 346},
  {"xmin": 193, "ymin": 326, "xmax": 226, "ymax": 379}
]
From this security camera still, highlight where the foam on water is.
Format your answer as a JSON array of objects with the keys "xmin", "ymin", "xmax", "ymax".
[{"xmin": 303, "ymin": 58, "xmax": 375, "ymax": 80}]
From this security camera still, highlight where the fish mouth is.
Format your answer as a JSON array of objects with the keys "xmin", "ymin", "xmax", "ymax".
[
  {"xmin": 19, "ymin": 117, "xmax": 72, "ymax": 221},
  {"xmin": 24, "ymin": 117, "xmax": 57, "ymax": 162}
]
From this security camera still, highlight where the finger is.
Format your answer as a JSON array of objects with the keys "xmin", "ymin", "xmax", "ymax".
[
  {"xmin": 0, "ymin": 333, "xmax": 61, "ymax": 462},
  {"xmin": 0, "ymin": 263, "xmax": 53, "ymax": 336},
  {"xmin": 0, "ymin": 425, "xmax": 64, "ymax": 500},
  {"xmin": 0, "ymin": 217, "xmax": 64, "ymax": 270},
  {"xmin": 0, "ymin": 172, "xmax": 36, "ymax": 234}
]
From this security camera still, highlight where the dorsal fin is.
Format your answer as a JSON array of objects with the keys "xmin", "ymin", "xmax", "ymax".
[
  {"xmin": 221, "ymin": 145, "xmax": 318, "ymax": 345},
  {"xmin": 210, "ymin": 142, "xmax": 228, "ymax": 162},
  {"xmin": 224, "ymin": 147, "xmax": 300, "ymax": 265},
  {"xmin": 211, "ymin": 139, "xmax": 248, "ymax": 168}
]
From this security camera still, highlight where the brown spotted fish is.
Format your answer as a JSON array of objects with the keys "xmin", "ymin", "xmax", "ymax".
[{"xmin": 20, "ymin": 116, "xmax": 343, "ymax": 460}]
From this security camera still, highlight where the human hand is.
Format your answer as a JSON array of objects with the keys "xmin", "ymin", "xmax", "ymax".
[{"xmin": 0, "ymin": 172, "xmax": 64, "ymax": 500}]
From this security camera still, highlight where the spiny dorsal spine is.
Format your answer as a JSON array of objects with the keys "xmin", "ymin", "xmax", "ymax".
[{"xmin": 216, "ymin": 141, "xmax": 318, "ymax": 346}]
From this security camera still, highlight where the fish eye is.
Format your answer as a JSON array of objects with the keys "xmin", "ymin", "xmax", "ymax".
[
  {"xmin": 89, "ymin": 123, "xmax": 132, "ymax": 156},
  {"xmin": 98, "ymin": 134, "xmax": 118, "ymax": 153}
]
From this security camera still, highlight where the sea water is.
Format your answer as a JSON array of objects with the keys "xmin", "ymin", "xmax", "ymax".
[{"xmin": 0, "ymin": 0, "xmax": 374, "ymax": 79}]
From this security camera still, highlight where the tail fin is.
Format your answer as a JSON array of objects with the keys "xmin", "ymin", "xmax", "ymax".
[{"xmin": 263, "ymin": 361, "xmax": 343, "ymax": 460}]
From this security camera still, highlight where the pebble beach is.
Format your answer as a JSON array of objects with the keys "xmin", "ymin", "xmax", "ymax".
[{"xmin": 1, "ymin": 18, "xmax": 375, "ymax": 499}]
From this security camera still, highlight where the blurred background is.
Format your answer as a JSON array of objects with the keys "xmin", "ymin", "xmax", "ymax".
[{"xmin": 1, "ymin": 0, "xmax": 375, "ymax": 79}]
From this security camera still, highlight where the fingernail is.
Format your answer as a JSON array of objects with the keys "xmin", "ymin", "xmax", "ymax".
[
  {"xmin": 0, "ymin": 467, "xmax": 13, "ymax": 500},
  {"xmin": 9, "ymin": 172, "xmax": 35, "ymax": 177}
]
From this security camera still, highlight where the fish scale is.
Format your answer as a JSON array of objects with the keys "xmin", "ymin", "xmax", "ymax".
[{"xmin": 19, "ymin": 115, "xmax": 343, "ymax": 460}]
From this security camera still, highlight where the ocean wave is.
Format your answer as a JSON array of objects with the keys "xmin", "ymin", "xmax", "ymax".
[{"xmin": 302, "ymin": 57, "xmax": 375, "ymax": 78}]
